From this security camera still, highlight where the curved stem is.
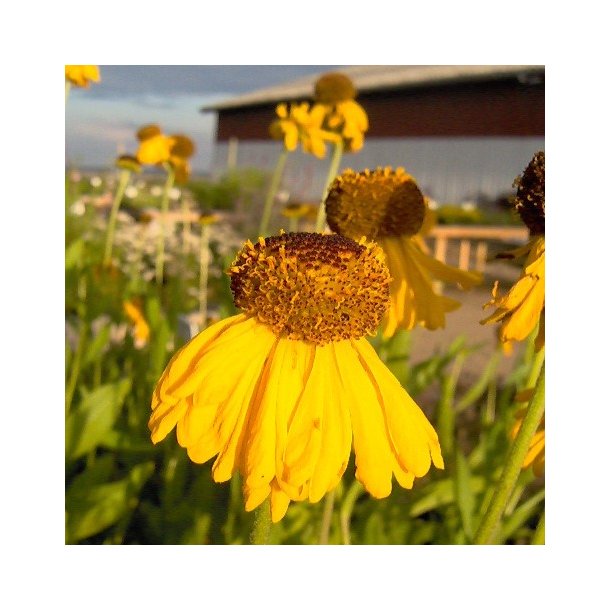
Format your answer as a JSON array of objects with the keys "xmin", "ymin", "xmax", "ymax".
[
  {"xmin": 318, "ymin": 489, "xmax": 336, "ymax": 544},
  {"xmin": 340, "ymin": 481, "xmax": 364, "ymax": 545},
  {"xmin": 315, "ymin": 140, "xmax": 344, "ymax": 233},
  {"xmin": 250, "ymin": 497, "xmax": 272, "ymax": 545},
  {"xmin": 103, "ymin": 168, "xmax": 131, "ymax": 266},
  {"xmin": 531, "ymin": 509, "xmax": 545, "ymax": 545},
  {"xmin": 155, "ymin": 165, "xmax": 176, "ymax": 286},
  {"xmin": 258, "ymin": 149, "xmax": 288, "ymax": 237},
  {"xmin": 473, "ymin": 362, "xmax": 545, "ymax": 544}
]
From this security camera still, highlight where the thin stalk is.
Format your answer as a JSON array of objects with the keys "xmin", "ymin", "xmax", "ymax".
[
  {"xmin": 258, "ymin": 149, "xmax": 288, "ymax": 237},
  {"xmin": 198, "ymin": 222, "xmax": 211, "ymax": 330},
  {"xmin": 103, "ymin": 168, "xmax": 131, "ymax": 266},
  {"xmin": 524, "ymin": 346, "xmax": 545, "ymax": 390},
  {"xmin": 318, "ymin": 489, "xmax": 336, "ymax": 544},
  {"xmin": 65, "ymin": 81, "xmax": 71, "ymax": 103},
  {"xmin": 531, "ymin": 509, "xmax": 545, "ymax": 545},
  {"xmin": 65, "ymin": 320, "xmax": 87, "ymax": 415},
  {"xmin": 437, "ymin": 351, "xmax": 466, "ymax": 461},
  {"xmin": 155, "ymin": 165, "xmax": 176, "ymax": 286},
  {"xmin": 473, "ymin": 363, "xmax": 545, "ymax": 544},
  {"xmin": 250, "ymin": 497, "xmax": 272, "ymax": 544},
  {"xmin": 315, "ymin": 140, "xmax": 344, "ymax": 233},
  {"xmin": 340, "ymin": 481, "xmax": 364, "ymax": 545},
  {"xmin": 181, "ymin": 198, "xmax": 191, "ymax": 255}
]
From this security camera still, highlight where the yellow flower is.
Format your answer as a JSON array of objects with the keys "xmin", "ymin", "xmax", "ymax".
[
  {"xmin": 149, "ymin": 233, "xmax": 444, "ymax": 522},
  {"xmin": 481, "ymin": 152, "xmax": 545, "ymax": 349},
  {"xmin": 325, "ymin": 167, "xmax": 482, "ymax": 336},
  {"xmin": 123, "ymin": 299, "xmax": 150, "ymax": 348},
  {"xmin": 313, "ymin": 72, "xmax": 369, "ymax": 153},
  {"xmin": 269, "ymin": 103, "xmax": 340, "ymax": 159},
  {"xmin": 65, "ymin": 65, "xmax": 100, "ymax": 88},
  {"xmin": 136, "ymin": 125, "xmax": 195, "ymax": 183},
  {"xmin": 280, "ymin": 203, "xmax": 310, "ymax": 219},
  {"xmin": 511, "ymin": 391, "xmax": 545, "ymax": 476}
]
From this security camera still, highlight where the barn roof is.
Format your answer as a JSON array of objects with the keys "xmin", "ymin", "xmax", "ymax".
[{"xmin": 200, "ymin": 65, "xmax": 544, "ymax": 112}]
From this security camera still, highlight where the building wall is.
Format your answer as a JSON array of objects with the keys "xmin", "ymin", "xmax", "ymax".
[{"xmin": 211, "ymin": 136, "xmax": 545, "ymax": 205}]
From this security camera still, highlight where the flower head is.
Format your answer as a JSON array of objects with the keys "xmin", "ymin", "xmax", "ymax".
[
  {"xmin": 280, "ymin": 202, "xmax": 310, "ymax": 219},
  {"xmin": 481, "ymin": 152, "xmax": 545, "ymax": 349},
  {"xmin": 150, "ymin": 232, "xmax": 443, "ymax": 522},
  {"xmin": 325, "ymin": 167, "xmax": 482, "ymax": 335},
  {"xmin": 65, "ymin": 65, "xmax": 100, "ymax": 88},
  {"xmin": 269, "ymin": 103, "xmax": 340, "ymax": 158},
  {"xmin": 313, "ymin": 72, "xmax": 369, "ymax": 153},
  {"xmin": 136, "ymin": 125, "xmax": 195, "ymax": 183},
  {"xmin": 123, "ymin": 299, "xmax": 150, "ymax": 348}
]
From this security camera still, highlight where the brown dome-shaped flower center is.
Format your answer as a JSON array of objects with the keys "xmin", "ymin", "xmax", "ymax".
[
  {"xmin": 314, "ymin": 73, "xmax": 357, "ymax": 104},
  {"xmin": 513, "ymin": 151, "xmax": 545, "ymax": 235},
  {"xmin": 325, "ymin": 167, "xmax": 426, "ymax": 240},
  {"xmin": 229, "ymin": 232, "xmax": 390, "ymax": 344}
]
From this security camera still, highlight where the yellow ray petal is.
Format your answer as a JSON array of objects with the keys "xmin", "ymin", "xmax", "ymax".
[
  {"xmin": 333, "ymin": 341, "xmax": 394, "ymax": 498},
  {"xmin": 270, "ymin": 480, "xmax": 291, "ymax": 523}
]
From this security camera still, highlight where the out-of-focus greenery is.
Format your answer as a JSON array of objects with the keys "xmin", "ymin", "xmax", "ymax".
[{"xmin": 65, "ymin": 169, "xmax": 543, "ymax": 544}]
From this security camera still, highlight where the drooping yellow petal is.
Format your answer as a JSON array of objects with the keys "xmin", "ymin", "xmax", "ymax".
[
  {"xmin": 332, "ymin": 341, "xmax": 394, "ymax": 498},
  {"xmin": 270, "ymin": 480, "xmax": 291, "ymax": 523}
]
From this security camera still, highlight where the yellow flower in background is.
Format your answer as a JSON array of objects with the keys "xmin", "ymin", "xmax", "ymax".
[
  {"xmin": 325, "ymin": 167, "xmax": 482, "ymax": 337},
  {"xmin": 511, "ymin": 389, "xmax": 545, "ymax": 476},
  {"xmin": 481, "ymin": 151, "xmax": 545, "ymax": 350},
  {"xmin": 269, "ymin": 103, "xmax": 340, "ymax": 159},
  {"xmin": 123, "ymin": 299, "xmax": 150, "ymax": 348},
  {"xmin": 313, "ymin": 72, "xmax": 369, "ymax": 153},
  {"xmin": 65, "ymin": 65, "xmax": 100, "ymax": 88},
  {"xmin": 149, "ymin": 232, "xmax": 443, "ymax": 522},
  {"xmin": 136, "ymin": 125, "xmax": 196, "ymax": 183}
]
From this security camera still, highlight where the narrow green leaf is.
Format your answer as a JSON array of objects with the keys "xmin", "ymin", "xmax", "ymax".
[
  {"xmin": 65, "ymin": 378, "xmax": 132, "ymax": 460},
  {"xmin": 499, "ymin": 489, "xmax": 545, "ymax": 543},
  {"xmin": 65, "ymin": 239, "xmax": 85, "ymax": 270},
  {"xmin": 83, "ymin": 323, "xmax": 111, "ymax": 367},
  {"xmin": 455, "ymin": 449, "xmax": 476, "ymax": 541},
  {"xmin": 65, "ymin": 461, "xmax": 154, "ymax": 543}
]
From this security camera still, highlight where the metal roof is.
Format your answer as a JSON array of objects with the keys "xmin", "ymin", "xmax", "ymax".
[{"xmin": 200, "ymin": 65, "xmax": 544, "ymax": 112}]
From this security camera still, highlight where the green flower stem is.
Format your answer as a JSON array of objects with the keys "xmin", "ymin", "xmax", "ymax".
[
  {"xmin": 525, "ymin": 345, "xmax": 545, "ymax": 389},
  {"xmin": 473, "ymin": 363, "xmax": 545, "ymax": 544},
  {"xmin": 65, "ymin": 319, "xmax": 87, "ymax": 415},
  {"xmin": 319, "ymin": 489, "xmax": 336, "ymax": 544},
  {"xmin": 340, "ymin": 481, "xmax": 364, "ymax": 545},
  {"xmin": 181, "ymin": 198, "xmax": 191, "ymax": 255},
  {"xmin": 103, "ymin": 168, "xmax": 131, "ymax": 267},
  {"xmin": 250, "ymin": 497, "xmax": 272, "ymax": 544},
  {"xmin": 155, "ymin": 165, "xmax": 176, "ymax": 286},
  {"xmin": 259, "ymin": 149, "xmax": 288, "ymax": 237},
  {"xmin": 198, "ymin": 222, "xmax": 211, "ymax": 330},
  {"xmin": 65, "ymin": 81, "xmax": 71, "ymax": 103},
  {"xmin": 315, "ymin": 139, "xmax": 344, "ymax": 233},
  {"xmin": 531, "ymin": 509, "xmax": 545, "ymax": 545}
]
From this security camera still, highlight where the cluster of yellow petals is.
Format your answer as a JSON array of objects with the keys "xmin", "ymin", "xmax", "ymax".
[
  {"xmin": 135, "ymin": 124, "xmax": 196, "ymax": 183},
  {"xmin": 269, "ymin": 103, "xmax": 340, "ymax": 158},
  {"xmin": 149, "ymin": 233, "xmax": 444, "ymax": 522},
  {"xmin": 325, "ymin": 167, "xmax": 482, "ymax": 336},
  {"xmin": 481, "ymin": 236, "xmax": 545, "ymax": 350},
  {"xmin": 123, "ymin": 299, "xmax": 150, "ymax": 348},
  {"xmin": 65, "ymin": 65, "xmax": 100, "ymax": 88}
]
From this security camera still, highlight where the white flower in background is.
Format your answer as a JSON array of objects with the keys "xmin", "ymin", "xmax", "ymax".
[
  {"xmin": 169, "ymin": 187, "xmax": 181, "ymax": 201},
  {"xmin": 151, "ymin": 185, "xmax": 162, "ymax": 197},
  {"xmin": 461, "ymin": 201, "xmax": 477, "ymax": 211},
  {"xmin": 427, "ymin": 198, "xmax": 439, "ymax": 210},
  {"xmin": 125, "ymin": 186, "xmax": 139, "ymax": 199},
  {"xmin": 69, "ymin": 199, "xmax": 86, "ymax": 216},
  {"xmin": 90, "ymin": 176, "xmax": 102, "ymax": 188}
]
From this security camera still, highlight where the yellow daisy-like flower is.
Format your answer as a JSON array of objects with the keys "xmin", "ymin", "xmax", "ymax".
[
  {"xmin": 136, "ymin": 125, "xmax": 195, "ymax": 183},
  {"xmin": 149, "ymin": 232, "xmax": 444, "ymax": 522},
  {"xmin": 481, "ymin": 151, "xmax": 545, "ymax": 349},
  {"xmin": 123, "ymin": 299, "xmax": 150, "ymax": 348},
  {"xmin": 269, "ymin": 103, "xmax": 340, "ymax": 159},
  {"xmin": 511, "ymin": 389, "xmax": 545, "ymax": 476},
  {"xmin": 325, "ymin": 167, "xmax": 482, "ymax": 337},
  {"xmin": 65, "ymin": 65, "xmax": 100, "ymax": 88},
  {"xmin": 280, "ymin": 203, "xmax": 310, "ymax": 219},
  {"xmin": 313, "ymin": 72, "xmax": 369, "ymax": 153}
]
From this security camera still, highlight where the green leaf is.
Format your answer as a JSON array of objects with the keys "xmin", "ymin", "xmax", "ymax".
[
  {"xmin": 83, "ymin": 323, "xmax": 111, "ymax": 367},
  {"xmin": 499, "ymin": 489, "xmax": 545, "ymax": 543},
  {"xmin": 65, "ymin": 378, "xmax": 132, "ymax": 460},
  {"xmin": 454, "ymin": 449, "xmax": 476, "ymax": 541},
  {"xmin": 65, "ymin": 239, "xmax": 85, "ymax": 270},
  {"xmin": 65, "ymin": 461, "xmax": 154, "ymax": 543}
]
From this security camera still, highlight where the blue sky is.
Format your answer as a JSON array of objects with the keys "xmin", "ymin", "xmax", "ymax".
[{"xmin": 65, "ymin": 65, "xmax": 344, "ymax": 173}]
